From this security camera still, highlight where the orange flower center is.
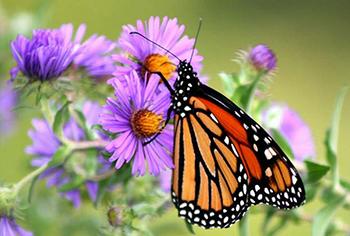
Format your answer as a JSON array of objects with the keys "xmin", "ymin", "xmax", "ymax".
[
  {"xmin": 131, "ymin": 109, "xmax": 163, "ymax": 138},
  {"xmin": 142, "ymin": 53, "xmax": 176, "ymax": 80}
]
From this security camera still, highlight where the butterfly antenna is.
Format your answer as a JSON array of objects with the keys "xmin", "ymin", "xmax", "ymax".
[
  {"xmin": 130, "ymin": 32, "xmax": 181, "ymax": 62},
  {"xmin": 189, "ymin": 18, "xmax": 202, "ymax": 63}
]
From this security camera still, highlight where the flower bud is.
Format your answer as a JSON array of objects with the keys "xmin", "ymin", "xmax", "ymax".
[
  {"xmin": 107, "ymin": 206, "xmax": 122, "ymax": 227},
  {"xmin": 248, "ymin": 44, "xmax": 277, "ymax": 73}
]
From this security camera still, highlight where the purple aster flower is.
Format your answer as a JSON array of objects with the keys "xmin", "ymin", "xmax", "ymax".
[
  {"xmin": 10, "ymin": 24, "xmax": 79, "ymax": 81},
  {"xmin": 0, "ymin": 215, "xmax": 32, "ymax": 236},
  {"xmin": 11, "ymin": 23, "xmax": 116, "ymax": 81},
  {"xmin": 72, "ymin": 24, "xmax": 116, "ymax": 78},
  {"xmin": 26, "ymin": 101, "xmax": 109, "ymax": 207},
  {"xmin": 262, "ymin": 103, "xmax": 315, "ymax": 161},
  {"xmin": 248, "ymin": 44, "xmax": 276, "ymax": 73},
  {"xmin": 0, "ymin": 83, "xmax": 17, "ymax": 136},
  {"xmin": 112, "ymin": 16, "xmax": 203, "ymax": 86},
  {"xmin": 100, "ymin": 71, "xmax": 174, "ymax": 176}
]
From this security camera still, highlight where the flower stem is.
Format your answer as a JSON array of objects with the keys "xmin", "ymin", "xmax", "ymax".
[
  {"xmin": 13, "ymin": 163, "xmax": 48, "ymax": 194},
  {"xmin": 245, "ymin": 73, "xmax": 264, "ymax": 114},
  {"xmin": 67, "ymin": 139, "xmax": 109, "ymax": 150}
]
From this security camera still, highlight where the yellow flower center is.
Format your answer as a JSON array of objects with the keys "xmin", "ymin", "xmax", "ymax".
[
  {"xmin": 142, "ymin": 53, "xmax": 176, "ymax": 80},
  {"xmin": 131, "ymin": 109, "xmax": 163, "ymax": 138}
]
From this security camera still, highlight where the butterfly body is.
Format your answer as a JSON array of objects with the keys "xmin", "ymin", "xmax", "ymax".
[{"xmin": 169, "ymin": 60, "xmax": 305, "ymax": 229}]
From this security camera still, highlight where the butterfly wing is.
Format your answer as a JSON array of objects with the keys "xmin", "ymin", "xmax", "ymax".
[
  {"xmin": 171, "ymin": 97, "xmax": 250, "ymax": 229},
  {"xmin": 197, "ymin": 84, "xmax": 306, "ymax": 209}
]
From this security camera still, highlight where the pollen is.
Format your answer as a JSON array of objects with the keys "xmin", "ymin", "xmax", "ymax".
[
  {"xmin": 131, "ymin": 109, "xmax": 163, "ymax": 138},
  {"xmin": 142, "ymin": 53, "xmax": 176, "ymax": 80}
]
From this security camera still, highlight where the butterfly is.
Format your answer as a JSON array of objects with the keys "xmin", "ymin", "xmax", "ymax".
[{"xmin": 130, "ymin": 30, "xmax": 306, "ymax": 229}]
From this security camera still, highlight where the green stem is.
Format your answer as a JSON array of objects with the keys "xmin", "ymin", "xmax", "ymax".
[
  {"xmin": 40, "ymin": 97, "xmax": 55, "ymax": 126},
  {"xmin": 66, "ymin": 139, "xmax": 109, "ymax": 150},
  {"xmin": 328, "ymin": 87, "xmax": 348, "ymax": 189},
  {"xmin": 245, "ymin": 72, "xmax": 264, "ymax": 114},
  {"xmin": 13, "ymin": 163, "xmax": 49, "ymax": 194}
]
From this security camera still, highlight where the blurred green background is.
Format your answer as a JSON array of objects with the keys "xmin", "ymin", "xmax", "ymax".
[{"xmin": 0, "ymin": 0, "xmax": 349, "ymax": 235}]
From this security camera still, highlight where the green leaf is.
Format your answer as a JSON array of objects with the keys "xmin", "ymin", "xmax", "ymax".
[
  {"xmin": 270, "ymin": 129, "xmax": 294, "ymax": 159},
  {"xmin": 304, "ymin": 160, "xmax": 330, "ymax": 184},
  {"xmin": 184, "ymin": 220, "xmax": 195, "ymax": 235},
  {"xmin": 305, "ymin": 183, "xmax": 319, "ymax": 203},
  {"xmin": 52, "ymin": 101, "xmax": 71, "ymax": 138},
  {"xmin": 325, "ymin": 87, "xmax": 348, "ymax": 187},
  {"xmin": 48, "ymin": 145, "xmax": 71, "ymax": 167},
  {"xmin": 265, "ymin": 216, "xmax": 288, "ymax": 236},
  {"xmin": 59, "ymin": 175, "xmax": 85, "ymax": 192},
  {"xmin": 312, "ymin": 195, "xmax": 346, "ymax": 236},
  {"xmin": 240, "ymin": 74, "xmax": 262, "ymax": 112},
  {"xmin": 84, "ymin": 149, "xmax": 99, "ymax": 176},
  {"xmin": 72, "ymin": 109, "xmax": 90, "ymax": 135},
  {"xmin": 219, "ymin": 72, "xmax": 235, "ymax": 98},
  {"xmin": 340, "ymin": 179, "xmax": 350, "ymax": 192}
]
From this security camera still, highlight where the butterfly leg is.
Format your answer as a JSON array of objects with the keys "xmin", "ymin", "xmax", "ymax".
[
  {"xmin": 149, "ymin": 71, "xmax": 175, "ymax": 95},
  {"xmin": 143, "ymin": 106, "xmax": 173, "ymax": 146}
]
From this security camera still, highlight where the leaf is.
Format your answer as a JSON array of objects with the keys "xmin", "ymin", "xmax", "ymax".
[
  {"xmin": 240, "ymin": 74, "xmax": 262, "ymax": 111},
  {"xmin": 305, "ymin": 183, "xmax": 319, "ymax": 203},
  {"xmin": 265, "ymin": 217, "xmax": 288, "ymax": 236},
  {"xmin": 52, "ymin": 101, "xmax": 71, "ymax": 138},
  {"xmin": 59, "ymin": 175, "xmax": 85, "ymax": 192},
  {"xmin": 340, "ymin": 179, "xmax": 350, "ymax": 192},
  {"xmin": 270, "ymin": 129, "xmax": 294, "ymax": 159},
  {"xmin": 184, "ymin": 220, "xmax": 195, "ymax": 235},
  {"xmin": 262, "ymin": 208, "xmax": 277, "ymax": 236},
  {"xmin": 48, "ymin": 145, "xmax": 71, "ymax": 167},
  {"xmin": 219, "ymin": 72, "xmax": 235, "ymax": 98},
  {"xmin": 72, "ymin": 109, "xmax": 89, "ymax": 133},
  {"xmin": 304, "ymin": 160, "xmax": 330, "ymax": 184},
  {"xmin": 312, "ymin": 195, "xmax": 346, "ymax": 236},
  {"xmin": 84, "ymin": 149, "xmax": 99, "ymax": 176},
  {"xmin": 325, "ymin": 87, "xmax": 348, "ymax": 187}
]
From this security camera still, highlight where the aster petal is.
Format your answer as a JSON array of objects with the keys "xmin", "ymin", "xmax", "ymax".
[
  {"xmin": 64, "ymin": 189, "xmax": 81, "ymax": 208},
  {"xmin": 144, "ymin": 144, "xmax": 161, "ymax": 175},
  {"xmin": 86, "ymin": 181, "xmax": 98, "ymax": 202},
  {"xmin": 0, "ymin": 216, "xmax": 33, "ymax": 236},
  {"xmin": 115, "ymin": 16, "xmax": 203, "ymax": 86},
  {"xmin": 131, "ymin": 140, "xmax": 146, "ymax": 176},
  {"xmin": 74, "ymin": 24, "xmax": 86, "ymax": 44}
]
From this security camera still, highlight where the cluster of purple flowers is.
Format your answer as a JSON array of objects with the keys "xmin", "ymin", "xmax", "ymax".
[
  {"xmin": 26, "ymin": 101, "xmax": 110, "ymax": 207},
  {"xmin": 100, "ymin": 16, "xmax": 205, "ymax": 177},
  {"xmin": 10, "ymin": 23, "xmax": 116, "ymax": 81},
  {"xmin": 3, "ymin": 18, "xmax": 317, "ymax": 236}
]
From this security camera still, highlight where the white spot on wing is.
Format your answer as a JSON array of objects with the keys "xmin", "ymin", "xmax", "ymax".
[
  {"xmin": 184, "ymin": 106, "xmax": 191, "ymax": 111},
  {"xmin": 224, "ymin": 136, "xmax": 229, "ymax": 145},
  {"xmin": 210, "ymin": 114, "xmax": 219, "ymax": 123},
  {"xmin": 264, "ymin": 149, "xmax": 273, "ymax": 160}
]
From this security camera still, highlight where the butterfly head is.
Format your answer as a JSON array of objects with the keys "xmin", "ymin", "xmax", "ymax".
[{"xmin": 176, "ymin": 60, "xmax": 199, "ymax": 84}]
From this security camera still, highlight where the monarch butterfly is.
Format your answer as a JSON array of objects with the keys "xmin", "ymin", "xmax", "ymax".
[{"xmin": 131, "ymin": 28, "xmax": 305, "ymax": 229}]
